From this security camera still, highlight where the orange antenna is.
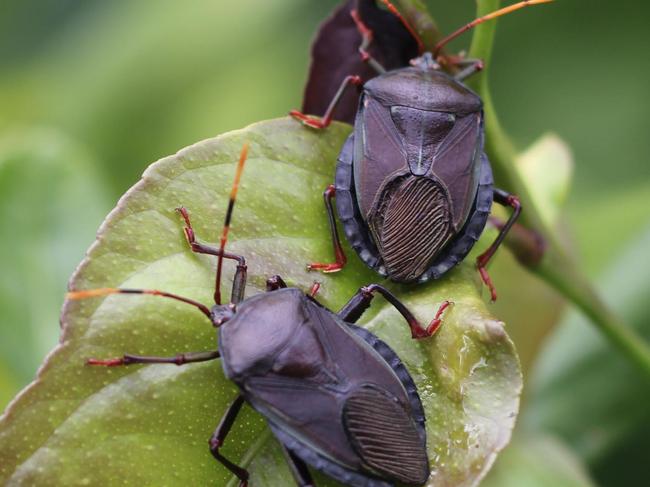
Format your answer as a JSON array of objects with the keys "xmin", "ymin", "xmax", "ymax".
[
  {"xmin": 378, "ymin": 0, "xmax": 425, "ymax": 55},
  {"xmin": 434, "ymin": 0, "xmax": 553, "ymax": 57},
  {"xmin": 214, "ymin": 143, "xmax": 249, "ymax": 305},
  {"xmin": 67, "ymin": 288, "xmax": 212, "ymax": 319}
]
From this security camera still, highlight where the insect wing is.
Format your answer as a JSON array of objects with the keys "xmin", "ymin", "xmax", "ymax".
[
  {"xmin": 430, "ymin": 112, "xmax": 483, "ymax": 230},
  {"xmin": 353, "ymin": 95, "xmax": 409, "ymax": 220},
  {"xmin": 343, "ymin": 384, "xmax": 429, "ymax": 485}
]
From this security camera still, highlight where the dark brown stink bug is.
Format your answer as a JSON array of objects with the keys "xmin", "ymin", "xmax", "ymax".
[
  {"xmin": 291, "ymin": 0, "xmax": 552, "ymax": 301},
  {"xmin": 69, "ymin": 144, "xmax": 450, "ymax": 486}
]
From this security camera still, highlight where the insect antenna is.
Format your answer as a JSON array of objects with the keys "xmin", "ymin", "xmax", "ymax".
[
  {"xmin": 214, "ymin": 142, "xmax": 249, "ymax": 305},
  {"xmin": 377, "ymin": 0, "xmax": 425, "ymax": 55},
  {"xmin": 434, "ymin": 0, "xmax": 553, "ymax": 58},
  {"xmin": 67, "ymin": 288, "xmax": 212, "ymax": 319}
]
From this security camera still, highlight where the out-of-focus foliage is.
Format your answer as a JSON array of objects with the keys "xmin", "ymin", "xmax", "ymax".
[
  {"xmin": 0, "ymin": 1, "xmax": 648, "ymax": 486},
  {"xmin": 0, "ymin": 129, "xmax": 110, "ymax": 406},
  {"xmin": 525, "ymin": 223, "xmax": 650, "ymax": 485},
  {"xmin": 482, "ymin": 435, "xmax": 594, "ymax": 487}
]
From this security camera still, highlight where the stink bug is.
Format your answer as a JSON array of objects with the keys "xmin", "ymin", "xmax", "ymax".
[
  {"xmin": 291, "ymin": 0, "xmax": 552, "ymax": 301},
  {"xmin": 70, "ymin": 143, "xmax": 450, "ymax": 486}
]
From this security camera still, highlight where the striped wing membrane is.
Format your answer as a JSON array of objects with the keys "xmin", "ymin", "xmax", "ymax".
[
  {"xmin": 369, "ymin": 175, "xmax": 452, "ymax": 281},
  {"xmin": 343, "ymin": 385, "xmax": 429, "ymax": 485}
]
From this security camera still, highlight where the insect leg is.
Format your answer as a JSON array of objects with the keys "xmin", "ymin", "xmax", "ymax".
[
  {"xmin": 266, "ymin": 275, "xmax": 288, "ymax": 291},
  {"xmin": 377, "ymin": 0, "xmax": 425, "ymax": 54},
  {"xmin": 281, "ymin": 445, "xmax": 315, "ymax": 487},
  {"xmin": 308, "ymin": 281, "xmax": 321, "ymax": 298},
  {"xmin": 86, "ymin": 350, "xmax": 220, "ymax": 367},
  {"xmin": 338, "ymin": 284, "xmax": 451, "ymax": 339},
  {"xmin": 209, "ymin": 395, "xmax": 249, "ymax": 487},
  {"xmin": 307, "ymin": 185, "xmax": 347, "ymax": 273},
  {"xmin": 289, "ymin": 75, "xmax": 363, "ymax": 129},
  {"xmin": 476, "ymin": 188, "xmax": 522, "ymax": 301},
  {"xmin": 175, "ymin": 208, "xmax": 242, "ymax": 262},
  {"xmin": 453, "ymin": 58, "xmax": 485, "ymax": 81},
  {"xmin": 175, "ymin": 207, "xmax": 248, "ymax": 304},
  {"xmin": 350, "ymin": 8, "xmax": 386, "ymax": 74}
]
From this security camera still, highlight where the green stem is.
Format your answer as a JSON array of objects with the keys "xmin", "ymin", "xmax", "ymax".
[
  {"xmin": 395, "ymin": 0, "xmax": 442, "ymax": 49},
  {"xmin": 467, "ymin": 0, "xmax": 650, "ymax": 376}
]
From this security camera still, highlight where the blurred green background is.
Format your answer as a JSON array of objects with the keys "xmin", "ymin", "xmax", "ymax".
[{"xmin": 0, "ymin": 0, "xmax": 648, "ymax": 485}]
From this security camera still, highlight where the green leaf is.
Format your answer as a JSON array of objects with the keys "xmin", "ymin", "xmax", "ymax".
[
  {"xmin": 0, "ymin": 128, "xmax": 111, "ymax": 409},
  {"xmin": 516, "ymin": 133, "xmax": 573, "ymax": 229},
  {"xmin": 487, "ymin": 244, "xmax": 565, "ymax": 376},
  {"xmin": 482, "ymin": 435, "xmax": 595, "ymax": 487},
  {"xmin": 394, "ymin": 0, "xmax": 442, "ymax": 50},
  {"xmin": 0, "ymin": 119, "xmax": 521, "ymax": 486},
  {"xmin": 485, "ymin": 134, "xmax": 573, "ymax": 374}
]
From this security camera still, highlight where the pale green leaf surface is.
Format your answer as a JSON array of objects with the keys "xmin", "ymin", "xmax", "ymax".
[
  {"xmin": 516, "ymin": 134, "xmax": 573, "ymax": 229},
  {"xmin": 483, "ymin": 133, "xmax": 573, "ymax": 375},
  {"xmin": 487, "ymin": 246, "xmax": 563, "ymax": 376},
  {"xmin": 484, "ymin": 134, "xmax": 573, "ymax": 375},
  {"xmin": 482, "ymin": 435, "xmax": 595, "ymax": 487},
  {"xmin": 0, "ymin": 119, "xmax": 521, "ymax": 486}
]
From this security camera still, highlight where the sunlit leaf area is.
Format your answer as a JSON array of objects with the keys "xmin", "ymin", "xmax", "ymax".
[{"xmin": 1, "ymin": 1, "xmax": 648, "ymax": 486}]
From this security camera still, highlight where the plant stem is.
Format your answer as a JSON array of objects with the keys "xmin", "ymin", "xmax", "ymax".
[
  {"xmin": 466, "ymin": 0, "xmax": 650, "ymax": 376},
  {"xmin": 395, "ymin": 0, "xmax": 442, "ymax": 48}
]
